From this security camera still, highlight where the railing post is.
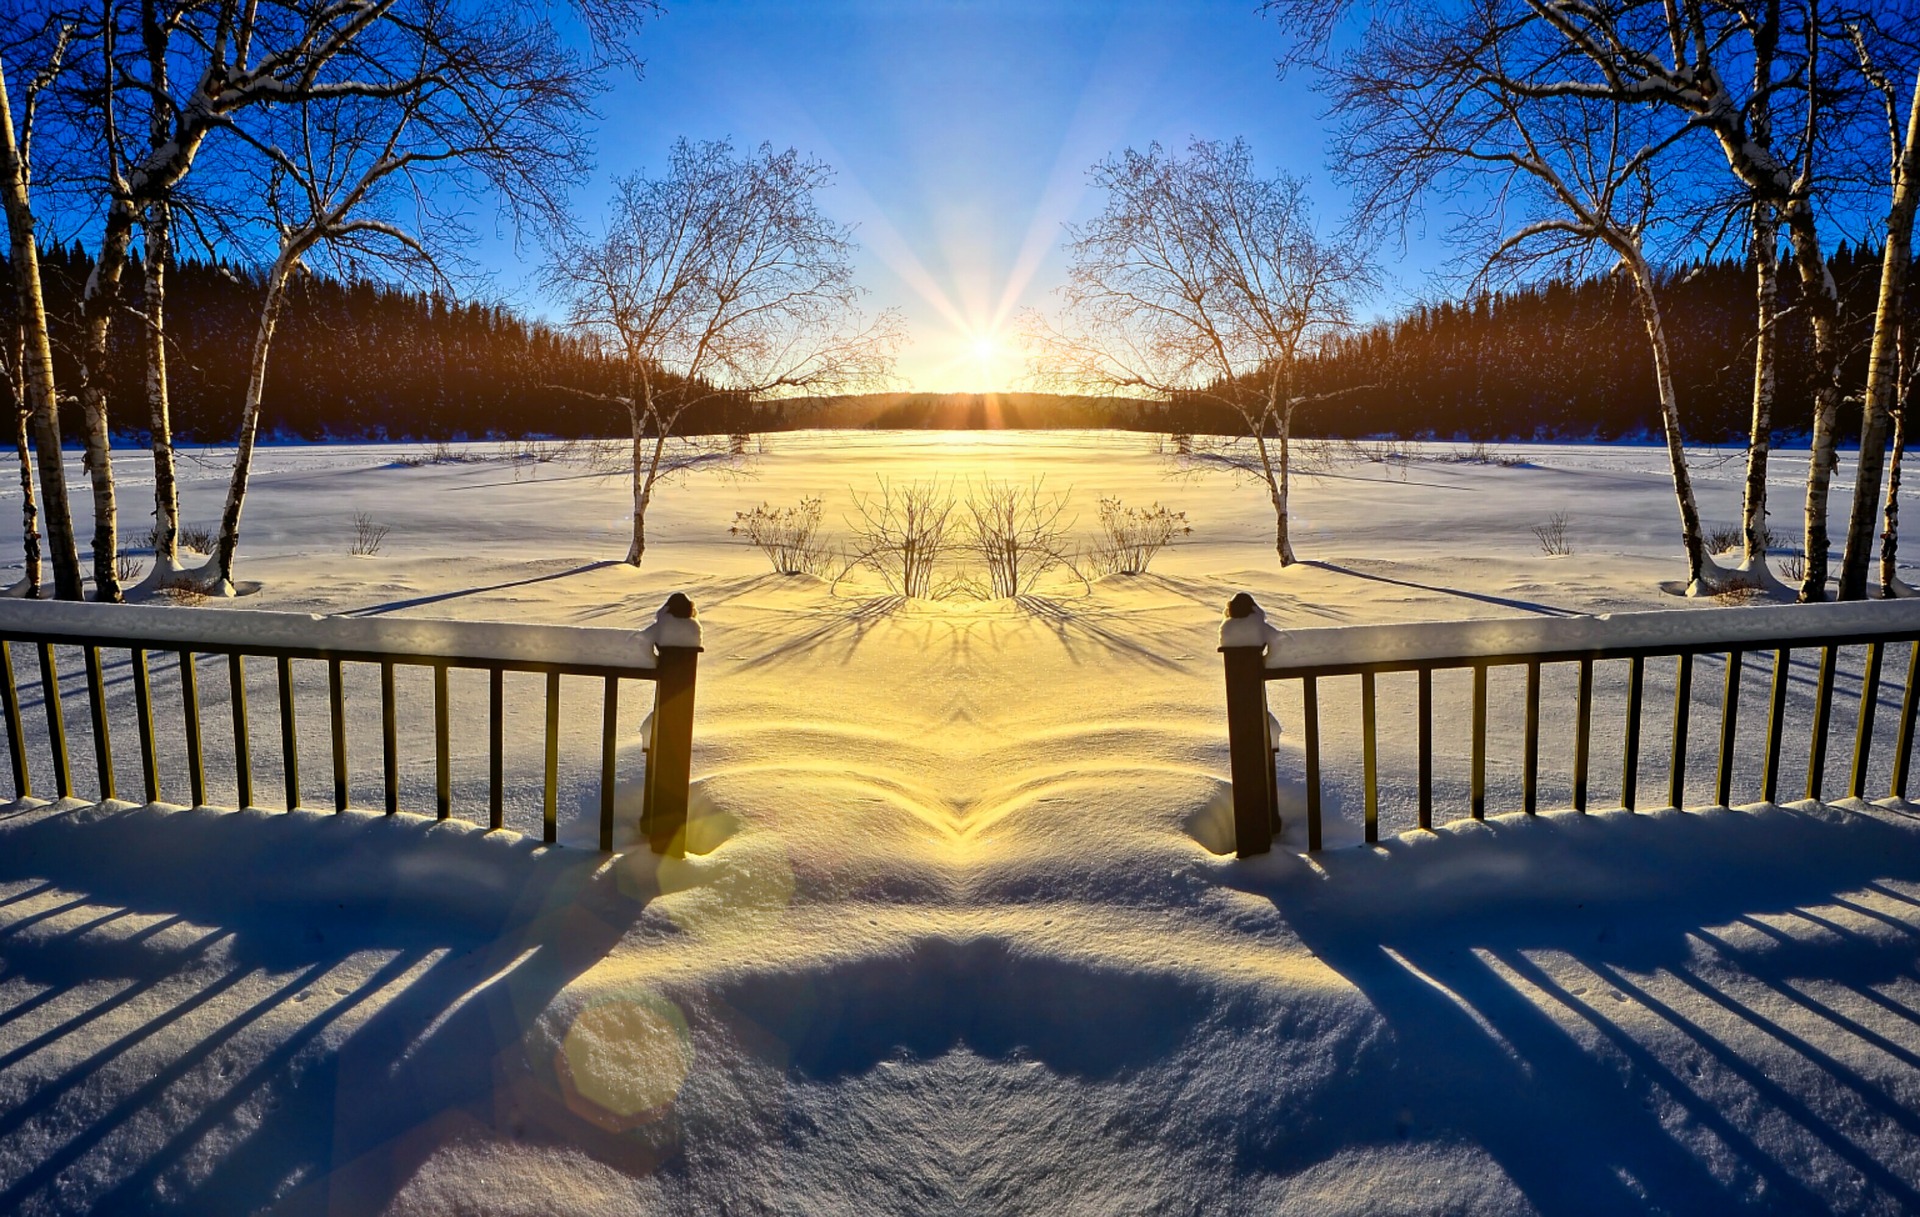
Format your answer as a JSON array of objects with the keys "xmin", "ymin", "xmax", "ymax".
[
  {"xmin": 644, "ymin": 593, "xmax": 701, "ymax": 855},
  {"xmin": 1220, "ymin": 593, "xmax": 1276, "ymax": 858}
]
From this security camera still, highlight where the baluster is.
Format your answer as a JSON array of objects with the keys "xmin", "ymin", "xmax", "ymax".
[
  {"xmin": 229, "ymin": 654, "xmax": 252, "ymax": 808},
  {"xmin": 381, "ymin": 660, "xmax": 398, "ymax": 814},
  {"xmin": 1718, "ymin": 650, "xmax": 1743, "ymax": 808},
  {"xmin": 600, "ymin": 676, "xmax": 619, "ymax": 851},
  {"xmin": 1895, "ymin": 643, "xmax": 1920, "ymax": 800},
  {"xmin": 1, "ymin": 641, "xmax": 28, "ymax": 799},
  {"xmin": 180, "ymin": 651, "xmax": 204, "ymax": 807},
  {"xmin": 1470, "ymin": 663, "xmax": 1487, "ymax": 820},
  {"xmin": 1764, "ymin": 648, "xmax": 1790, "ymax": 803},
  {"xmin": 132, "ymin": 649, "xmax": 158, "ymax": 802},
  {"xmin": 434, "ymin": 663, "xmax": 450, "ymax": 820},
  {"xmin": 489, "ymin": 667, "xmax": 504, "ymax": 831},
  {"xmin": 1668, "ymin": 653, "xmax": 1693, "ymax": 809},
  {"xmin": 1851, "ymin": 641, "xmax": 1885, "ymax": 799},
  {"xmin": 544, "ymin": 671, "xmax": 561, "ymax": 844},
  {"xmin": 1807, "ymin": 645, "xmax": 1838, "ymax": 800},
  {"xmin": 1301, "ymin": 677, "xmax": 1323, "ymax": 850},
  {"xmin": 82, "ymin": 646, "xmax": 113, "ymax": 801},
  {"xmin": 1622, "ymin": 655, "xmax": 1644, "ymax": 811},
  {"xmin": 1417, "ymin": 667, "xmax": 1433, "ymax": 830},
  {"xmin": 1361, "ymin": 671, "xmax": 1378, "ymax": 844},
  {"xmin": 328, "ymin": 659, "xmax": 347, "ymax": 812},
  {"xmin": 277, "ymin": 655, "xmax": 299, "ymax": 810},
  {"xmin": 1573, "ymin": 657, "xmax": 1593, "ymax": 812},
  {"xmin": 1523, "ymin": 660, "xmax": 1540, "ymax": 814},
  {"xmin": 39, "ymin": 643, "xmax": 69, "ymax": 799}
]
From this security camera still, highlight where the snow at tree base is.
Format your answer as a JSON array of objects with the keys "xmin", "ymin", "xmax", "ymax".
[{"xmin": 6, "ymin": 432, "xmax": 1920, "ymax": 1214}]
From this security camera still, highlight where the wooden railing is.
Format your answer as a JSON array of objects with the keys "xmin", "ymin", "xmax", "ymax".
[
  {"xmin": 1220, "ymin": 593, "xmax": 1920, "ymax": 858},
  {"xmin": 0, "ymin": 594, "xmax": 702, "ymax": 853}
]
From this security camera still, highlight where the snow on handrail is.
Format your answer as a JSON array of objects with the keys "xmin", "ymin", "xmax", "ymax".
[
  {"xmin": 0, "ymin": 595, "xmax": 704, "ymax": 673},
  {"xmin": 1221, "ymin": 597, "xmax": 1920, "ymax": 674}
]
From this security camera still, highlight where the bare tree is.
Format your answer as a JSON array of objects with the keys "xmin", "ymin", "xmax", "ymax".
[
  {"xmin": 545, "ymin": 138, "xmax": 903, "ymax": 567},
  {"xmin": 0, "ymin": 320, "xmax": 41, "ymax": 596},
  {"xmin": 1837, "ymin": 12, "xmax": 1920, "ymax": 598},
  {"xmin": 1317, "ymin": 0, "xmax": 1726, "ymax": 590},
  {"xmin": 1023, "ymin": 139, "xmax": 1372, "ymax": 565},
  {"xmin": 1266, "ymin": 0, "xmax": 1869, "ymax": 599},
  {"xmin": 196, "ymin": 0, "xmax": 596, "ymax": 592},
  {"xmin": 0, "ymin": 20, "xmax": 82, "ymax": 599}
]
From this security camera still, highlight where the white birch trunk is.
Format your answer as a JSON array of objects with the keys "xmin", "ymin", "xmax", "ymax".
[
  {"xmin": 144, "ymin": 199, "xmax": 182, "ymax": 578},
  {"xmin": 1628, "ymin": 257, "xmax": 1711, "ymax": 591},
  {"xmin": 0, "ymin": 61, "xmax": 81, "ymax": 600},
  {"xmin": 206, "ymin": 254, "xmax": 296, "ymax": 591},
  {"xmin": 1838, "ymin": 67, "xmax": 1920, "ymax": 600},
  {"xmin": 1742, "ymin": 200, "xmax": 1779, "ymax": 571},
  {"xmin": 11, "ymin": 326, "xmax": 38, "ymax": 597},
  {"xmin": 1785, "ymin": 204, "xmax": 1847, "ymax": 600}
]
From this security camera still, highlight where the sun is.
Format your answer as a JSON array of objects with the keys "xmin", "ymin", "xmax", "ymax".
[{"xmin": 970, "ymin": 335, "xmax": 998, "ymax": 365}]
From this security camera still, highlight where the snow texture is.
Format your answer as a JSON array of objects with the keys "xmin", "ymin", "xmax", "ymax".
[{"xmin": 0, "ymin": 433, "xmax": 1914, "ymax": 1214}]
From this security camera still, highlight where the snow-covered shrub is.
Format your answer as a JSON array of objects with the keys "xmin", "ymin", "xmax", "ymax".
[
  {"xmin": 351, "ymin": 513, "xmax": 391, "ymax": 556},
  {"xmin": 1088, "ymin": 498, "xmax": 1189, "ymax": 575},
  {"xmin": 847, "ymin": 478, "xmax": 958, "ymax": 598},
  {"xmin": 959, "ymin": 478, "xmax": 1073, "ymax": 598},
  {"xmin": 732, "ymin": 497, "xmax": 828, "ymax": 575},
  {"xmin": 1532, "ymin": 511, "xmax": 1572, "ymax": 556}
]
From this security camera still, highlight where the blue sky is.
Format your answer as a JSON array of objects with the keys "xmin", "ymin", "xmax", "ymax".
[{"xmin": 495, "ymin": 0, "xmax": 1444, "ymax": 392}]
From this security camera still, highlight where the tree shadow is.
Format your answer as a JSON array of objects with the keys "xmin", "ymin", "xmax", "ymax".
[
  {"xmin": 0, "ymin": 800, "xmax": 656, "ymax": 1215},
  {"xmin": 1226, "ymin": 804, "xmax": 1920, "ymax": 1213},
  {"xmin": 1304, "ymin": 559, "xmax": 1584, "ymax": 616},
  {"xmin": 341, "ymin": 561, "xmax": 623, "ymax": 617}
]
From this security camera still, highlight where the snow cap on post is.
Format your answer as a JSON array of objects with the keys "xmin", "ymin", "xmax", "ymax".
[
  {"xmin": 649, "ymin": 592, "xmax": 702, "ymax": 651},
  {"xmin": 1219, "ymin": 592, "xmax": 1276, "ymax": 651}
]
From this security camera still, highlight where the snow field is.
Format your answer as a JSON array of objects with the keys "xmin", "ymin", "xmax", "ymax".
[{"xmin": 0, "ymin": 432, "xmax": 1919, "ymax": 1213}]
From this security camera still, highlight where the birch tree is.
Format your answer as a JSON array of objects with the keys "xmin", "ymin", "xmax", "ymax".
[
  {"xmin": 0, "ymin": 19, "xmax": 82, "ymax": 599},
  {"xmin": 199, "ymin": 0, "xmax": 596, "ymax": 591},
  {"xmin": 1268, "ymin": 0, "xmax": 1857, "ymax": 598},
  {"xmin": 1021, "ymin": 140, "xmax": 1372, "ymax": 565},
  {"xmin": 545, "ymin": 139, "xmax": 903, "ymax": 568},
  {"xmin": 1836, "ymin": 11, "xmax": 1920, "ymax": 598},
  {"xmin": 1322, "ymin": 0, "xmax": 1727, "ymax": 590}
]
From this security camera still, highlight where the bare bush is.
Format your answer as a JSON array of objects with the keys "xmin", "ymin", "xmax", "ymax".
[
  {"xmin": 143, "ymin": 522, "xmax": 213, "ymax": 554},
  {"xmin": 1532, "ymin": 512, "xmax": 1572, "ymax": 556},
  {"xmin": 732, "ymin": 498, "xmax": 828, "ymax": 575},
  {"xmin": 1709, "ymin": 523, "xmax": 1782, "ymax": 554},
  {"xmin": 959, "ymin": 479, "xmax": 1074, "ymax": 598},
  {"xmin": 1779, "ymin": 547, "xmax": 1807, "ymax": 584},
  {"xmin": 351, "ymin": 513, "xmax": 391, "ymax": 557},
  {"xmin": 115, "ymin": 551, "xmax": 144, "ymax": 584},
  {"xmin": 847, "ymin": 479, "xmax": 958, "ymax": 598},
  {"xmin": 1088, "ymin": 498, "xmax": 1190, "ymax": 575}
]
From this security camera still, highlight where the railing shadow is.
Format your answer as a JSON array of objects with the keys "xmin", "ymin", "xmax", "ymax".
[
  {"xmin": 1223, "ymin": 802, "xmax": 1920, "ymax": 1213},
  {"xmin": 0, "ymin": 799, "xmax": 658, "ymax": 1215}
]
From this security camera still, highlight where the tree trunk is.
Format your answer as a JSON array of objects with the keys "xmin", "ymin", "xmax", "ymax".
[
  {"xmin": 1630, "ymin": 261, "xmax": 1710, "ymax": 590},
  {"xmin": 627, "ymin": 405, "xmax": 651, "ymax": 567},
  {"xmin": 1881, "ymin": 343, "xmax": 1907, "ymax": 598},
  {"xmin": 208, "ymin": 256, "xmax": 294, "ymax": 590},
  {"xmin": 1743, "ymin": 200, "xmax": 1779, "ymax": 570},
  {"xmin": 75, "ymin": 203, "xmax": 135, "ymax": 602},
  {"xmin": 1784, "ymin": 202, "xmax": 1848, "ymax": 601},
  {"xmin": 144, "ymin": 198, "xmax": 180, "ymax": 576},
  {"xmin": 0, "ymin": 62, "xmax": 81, "ymax": 600},
  {"xmin": 143, "ymin": 4, "xmax": 179, "ymax": 578},
  {"xmin": 1276, "ymin": 405, "xmax": 1296, "ymax": 565},
  {"xmin": 12, "ymin": 327, "xmax": 37, "ymax": 598},
  {"xmin": 1838, "ymin": 68, "xmax": 1920, "ymax": 601}
]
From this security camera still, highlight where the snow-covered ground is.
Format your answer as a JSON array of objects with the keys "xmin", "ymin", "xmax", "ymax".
[{"xmin": 4, "ymin": 432, "xmax": 1920, "ymax": 1214}]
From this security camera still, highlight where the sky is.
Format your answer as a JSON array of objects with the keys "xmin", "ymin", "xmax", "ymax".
[{"xmin": 492, "ymin": 0, "xmax": 1445, "ymax": 393}]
